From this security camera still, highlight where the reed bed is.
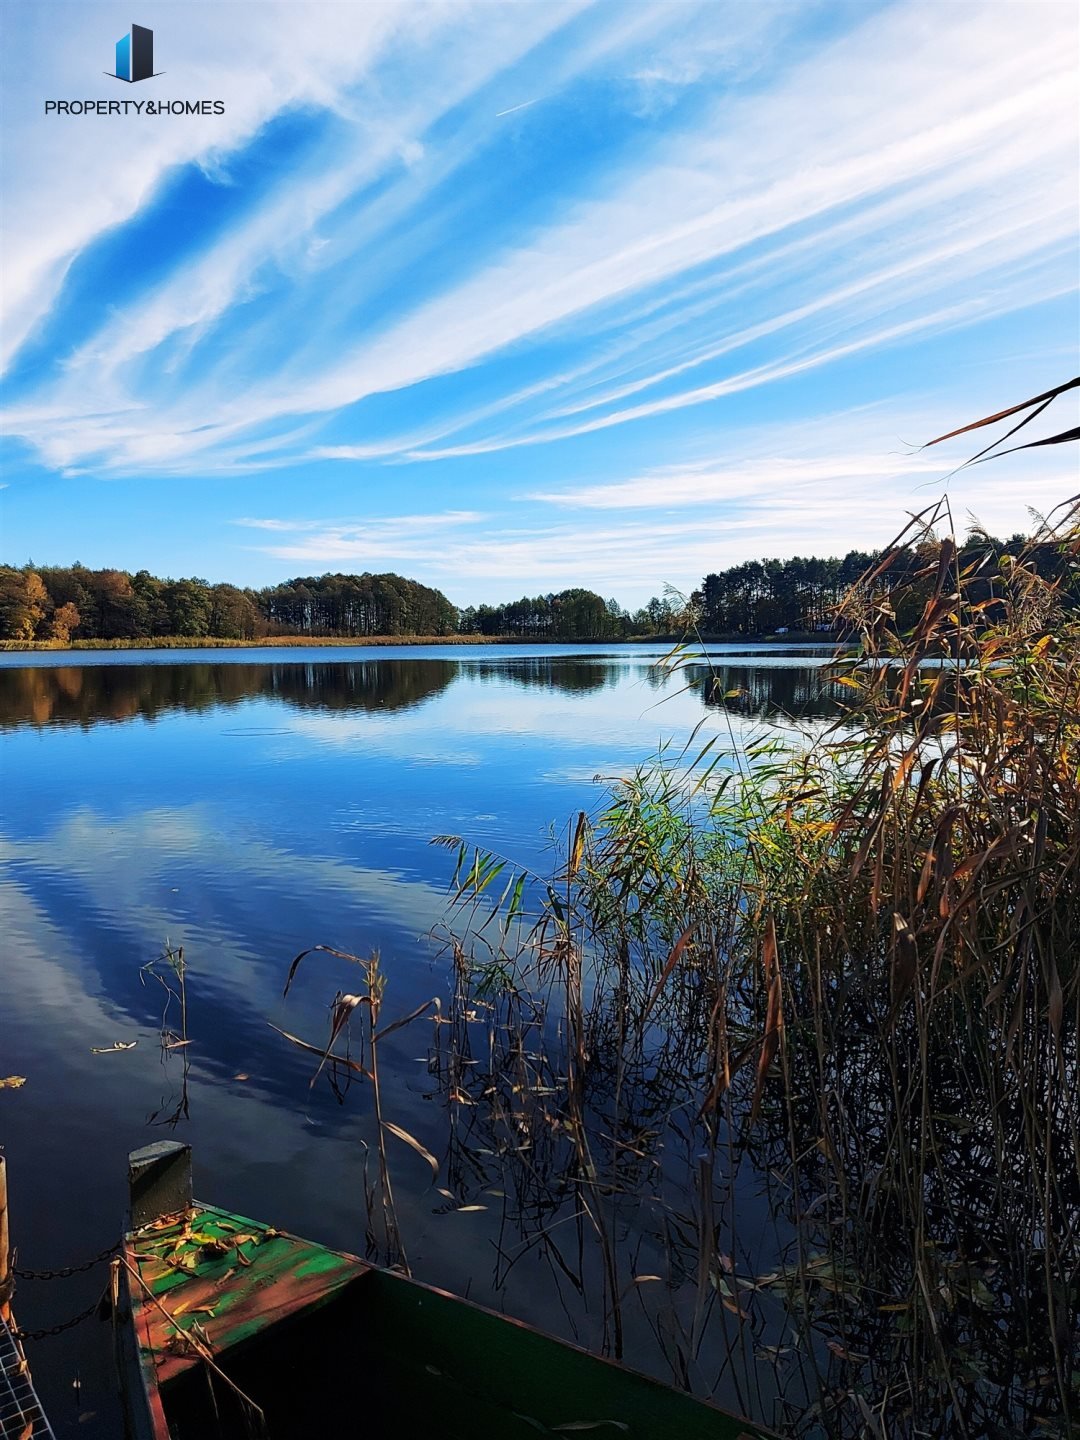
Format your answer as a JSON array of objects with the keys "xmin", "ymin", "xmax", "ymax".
[
  {"xmin": 418, "ymin": 489, "xmax": 1079, "ymax": 1438},
  {"xmin": 279, "ymin": 384, "xmax": 1078, "ymax": 1435}
]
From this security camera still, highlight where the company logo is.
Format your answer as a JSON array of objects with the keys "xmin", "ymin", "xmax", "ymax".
[
  {"xmin": 45, "ymin": 24, "xmax": 225, "ymax": 117},
  {"xmin": 110, "ymin": 23, "xmax": 160, "ymax": 83}
]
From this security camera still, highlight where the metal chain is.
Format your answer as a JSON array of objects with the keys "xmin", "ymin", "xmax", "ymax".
[
  {"xmin": 13, "ymin": 1241, "xmax": 120, "ymax": 1282},
  {"xmin": 11, "ymin": 1295, "xmax": 103, "ymax": 1342}
]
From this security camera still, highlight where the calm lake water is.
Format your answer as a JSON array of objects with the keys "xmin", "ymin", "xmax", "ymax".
[{"xmin": 0, "ymin": 643, "xmax": 839, "ymax": 1436}]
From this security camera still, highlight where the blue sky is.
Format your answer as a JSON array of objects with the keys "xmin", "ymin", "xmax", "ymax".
[{"xmin": 1, "ymin": 0, "xmax": 1077, "ymax": 607}]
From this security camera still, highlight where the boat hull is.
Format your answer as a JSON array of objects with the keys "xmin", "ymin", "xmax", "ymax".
[{"xmin": 117, "ymin": 1201, "xmax": 774, "ymax": 1440}]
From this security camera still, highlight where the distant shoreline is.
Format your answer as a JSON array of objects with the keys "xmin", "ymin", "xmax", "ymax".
[{"xmin": 0, "ymin": 631, "xmax": 842, "ymax": 654}]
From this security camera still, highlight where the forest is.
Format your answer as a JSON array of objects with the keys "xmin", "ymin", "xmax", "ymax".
[
  {"xmin": 0, "ymin": 531, "xmax": 1073, "ymax": 644},
  {"xmin": 0, "ymin": 567, "xmax": 458, "ymax": 644}
]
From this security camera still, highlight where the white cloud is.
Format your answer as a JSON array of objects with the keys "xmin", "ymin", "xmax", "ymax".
[
  {"xmin": 528, "ymin": 454, "xmax": 945, "ymax": 510},
  {"xmin": 2, "ymin": 3, "xmax": 409, "ymax": 368},
  {"xmin": 235, "ymin": 393, "xmax": 1078, "ymax": 605},
  {"xmin": 1, "ymin": 0, "xmax": 1074, "ymax": 481}
]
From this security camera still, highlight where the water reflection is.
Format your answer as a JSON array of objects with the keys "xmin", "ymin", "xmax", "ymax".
[
  {"xmin": 692, "ymin": 662, "xmax": 845, "ymax": 719},
  {"xmin": 0, "ymin": 648, "xmax": 837, "ymax": 1438},
  {"xmin": 0, "ymin": 660, "xmax": 457, "ymax": 727},
  {"xmin": 0, "ymin": 657, "xmax": 843, "ymax": 728}
]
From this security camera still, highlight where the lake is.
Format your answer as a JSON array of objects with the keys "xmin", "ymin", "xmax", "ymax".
[{"xmin": 0, "ymin": 643, "xmax": 840, "ymax": 1437}]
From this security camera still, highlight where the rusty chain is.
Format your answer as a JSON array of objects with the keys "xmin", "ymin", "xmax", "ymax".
[
  {"xmin": 13, "ymin": 1241, "xmax": 120, "ymax": 1282},
  {"xmin": 11, "ymin": 1294, "xmax": 104, "ymax": 1342}
]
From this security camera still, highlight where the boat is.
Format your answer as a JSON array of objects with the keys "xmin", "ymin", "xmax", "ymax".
[{"xmin": 115, "ymin": 1141, "xmax": 775, "ymax": 1439}]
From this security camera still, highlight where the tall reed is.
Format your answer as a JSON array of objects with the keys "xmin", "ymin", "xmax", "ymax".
[{"xmin": 432, "ymin": 488, "xmax": 1079, "ymax": 1437}]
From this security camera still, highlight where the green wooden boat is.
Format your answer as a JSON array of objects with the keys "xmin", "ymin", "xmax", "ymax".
[{"xmin": 116, "ymin": 1142, "xmax": 775, "ymax": 1440}]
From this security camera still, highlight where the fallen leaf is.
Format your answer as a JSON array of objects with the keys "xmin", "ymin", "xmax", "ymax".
[
  {"xmin": 192, "ymin": 1236, "xmax": 230, "ymax": 1257},
  {"xmin": 552, "ymin": 1424, "xmax": 629, "ymax": 1433},
  {"xmin": 0, "ymin": 1076, "xmax": 26, "ymax": 1089}
]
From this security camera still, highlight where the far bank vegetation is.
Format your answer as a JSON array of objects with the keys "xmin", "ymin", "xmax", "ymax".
[{"xmin": 1, "ymin": 531, "xmax": 1074, "ymax": 648}]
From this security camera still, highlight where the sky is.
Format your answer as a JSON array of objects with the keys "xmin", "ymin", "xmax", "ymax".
[{"xmin": 0, "ymin": 0, "xmax": 1077, "ymax": 609}]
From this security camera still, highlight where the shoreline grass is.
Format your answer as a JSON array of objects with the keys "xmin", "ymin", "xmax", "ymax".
[{"xmin": 0, "ymin": 630, "xmax": 842, "ymax": 654}]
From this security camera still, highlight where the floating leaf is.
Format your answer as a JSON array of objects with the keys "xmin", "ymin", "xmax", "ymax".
[
  {"xmin": 552, "ymin": 1424, "xmax": 629, "ymax": 1433},
  {"xmin": 552, "ymin": 1424, "xmax": 630, "ymax": 1433}
]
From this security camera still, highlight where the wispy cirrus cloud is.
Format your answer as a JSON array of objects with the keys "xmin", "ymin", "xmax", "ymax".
[
  {"xmin": 528, "ymin": 455, "xmax": 945, "ymax": 511},
  {"xmin": 233, "ymin": 510, "xmax": 485, "ymax": 540},
  {"xmin": 1, "ymin": 1, "xmax": 1075, "ymax": 593},
  {"xmin": 4, "ymin": 2, "xmax": 1075, "ymax": 471},
  {"xmin": 233, "ymin": 398, "xmax": 1078, "ymax": 604}
]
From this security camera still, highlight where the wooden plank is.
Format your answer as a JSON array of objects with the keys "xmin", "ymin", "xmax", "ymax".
[{"xmin": 127, "ymin": 1204, "xmax": 365, "ymax": 1387}]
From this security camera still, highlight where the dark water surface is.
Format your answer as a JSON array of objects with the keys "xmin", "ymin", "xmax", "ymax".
[{"xmin": 0, "ymin": 644, "xmax": 838, "ymax": 1436}]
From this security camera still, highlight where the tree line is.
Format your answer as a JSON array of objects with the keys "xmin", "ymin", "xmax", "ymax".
[
  {"xmin": 694, "ymin": 534, "xmax": 1077, "ymax": 635},
  {"xmin": 0, "ymin": 567, "xmax": 458, "ymax": 643},
  {"xmin": 0, "ymin": 532, "xmax": 1073, "ymax": 644}
]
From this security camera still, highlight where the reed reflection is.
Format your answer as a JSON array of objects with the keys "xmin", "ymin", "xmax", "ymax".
[{"xmin": 695, "ymin": 663, "xmax": 846, "ymax": 719}]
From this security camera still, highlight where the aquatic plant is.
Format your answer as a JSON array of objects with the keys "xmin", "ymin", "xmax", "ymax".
[
  {"xmin": 425, "ymin": 391, "xmax": 1079, "ymax": 1436},
  {"xmin": 276, "ymin": 384, "xmax": 1078, "ymax": 1435}
]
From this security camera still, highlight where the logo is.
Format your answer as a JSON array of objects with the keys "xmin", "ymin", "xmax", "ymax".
[
  {"xmin": 44, "ymin": 24, "xmax": 225, "ymax": 116},
  {"xmin": 110, "ymin": 23, "xmax": 160, "ymax": 83}
]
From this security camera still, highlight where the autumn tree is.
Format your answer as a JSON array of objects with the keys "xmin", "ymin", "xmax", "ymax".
[
  {"xmin": 0, "ymin": 567, "xmax": 48, "ymax": 640},
  {"xmin": 49, "ymin": 602, "xmax": 81, "ymax": 644}
]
